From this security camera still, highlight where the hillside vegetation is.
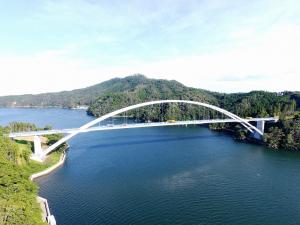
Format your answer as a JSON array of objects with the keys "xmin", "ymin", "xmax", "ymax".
[
  {"xmin": 0, "ymin": 124, "xmax": 65, "ymax": 225},
  {"xmin": 214, "ymin": 91, "xmax": 300, "ymax": 150},
  {"xmin": 87, "ymin": 75, "xmax": 219, "ymax": 121},
  {"xmin": 0, "ymin": 74, "xmax": 216, "ymax": 108}
]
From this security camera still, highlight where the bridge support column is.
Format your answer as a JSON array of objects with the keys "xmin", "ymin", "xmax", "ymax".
[
  {"xmin": 31, "ymin": 136, "xmax": 44, "ymax": 162},
  {"xmin": 253, "ymin": 121, "xmax": 265, "ymax": 140}
]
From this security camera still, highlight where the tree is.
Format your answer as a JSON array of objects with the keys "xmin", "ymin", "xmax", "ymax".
[{"xmin": 263, "ymin": 127, "xmax": 285, "ymax": 149}]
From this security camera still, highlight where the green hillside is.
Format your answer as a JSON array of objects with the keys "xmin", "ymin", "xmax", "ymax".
[
  {"xmin": 0, "ymin": 125, "xmax": 65, "ymax": 225},
  {"xmin": 215, "ymin": 91, "xmax": 300, "ymax": 118},
  {"xmin": 87, "ymin": 75, "xmax": 219, "ymax": 121},
  {"xmin": 0, "ymin": 74, "xmax": 216, "ymax": 108}
]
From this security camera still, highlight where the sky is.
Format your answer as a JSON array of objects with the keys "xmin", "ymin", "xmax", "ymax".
[{"xmin": 0, "ymin": 0, "xmax": 299, "ymax": 96}]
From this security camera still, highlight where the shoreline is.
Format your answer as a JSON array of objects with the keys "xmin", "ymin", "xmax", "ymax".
[
  {"xmin": 30, "ymin": 151, "xmax": 66, "ymax": 181},
  {"xmin": 30, "ymin": 150, "xmax": 67, "ymax": 225},
  {"xmin": 0, "ymin": 105, "xmax": 87, "ymax": 109}
]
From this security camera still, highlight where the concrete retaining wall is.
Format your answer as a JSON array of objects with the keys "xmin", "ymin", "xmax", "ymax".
[
  {"xmin": 30, "ymin": 152, "xmax": 66, "ymax": 181},
  {"xmin": 30, "ymin": 151, "xmax": 67, "ymax": 225}
]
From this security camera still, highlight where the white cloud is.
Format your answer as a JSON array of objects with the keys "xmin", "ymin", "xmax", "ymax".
[
  {"xmin": 127, "ymin": 24, "xmax": 300, "ymax": 92},
  {"xmin": 0, "ymin": 24, "xmax": 299, "ymax": 96},
  {"xmin": 0, "ymin": 51, "xmax": 111, "ymax": 96}
]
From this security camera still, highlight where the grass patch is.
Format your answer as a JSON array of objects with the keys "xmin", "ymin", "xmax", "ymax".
[{"xmin": 15, "ymin": 140, "xmax": 66, "ymax": 176}]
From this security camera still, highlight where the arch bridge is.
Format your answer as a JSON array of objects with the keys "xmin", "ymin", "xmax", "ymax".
[{"xmin": 9, "ymin": 100, "xmax": 278, "ymax": 162}]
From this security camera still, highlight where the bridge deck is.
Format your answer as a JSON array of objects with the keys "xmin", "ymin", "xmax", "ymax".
[{"xmin": 9, "ymin": 118, "xmax": 277, "ymax": 138}]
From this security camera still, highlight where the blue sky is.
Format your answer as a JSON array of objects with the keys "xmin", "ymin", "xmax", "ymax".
[{"xmin": 0, "ymin": 0, "xmax": 299, "ymax": 95}]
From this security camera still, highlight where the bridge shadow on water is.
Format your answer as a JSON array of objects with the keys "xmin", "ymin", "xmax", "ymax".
[{"xmin": 85, "ymin": 133, "xmax": 225, "ymax": 150}]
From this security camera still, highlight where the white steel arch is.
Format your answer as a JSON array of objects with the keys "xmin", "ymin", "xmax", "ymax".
[{"xmin": 42, "ymin": 100, "xmax": 263, "ymax": 158}]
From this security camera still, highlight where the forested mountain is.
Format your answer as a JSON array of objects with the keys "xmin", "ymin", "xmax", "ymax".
[
  {"xmin": 82, "ymin": 76, "xmax": 300, "ymax": 123},
  {"xmin": 214, "ymin": 91, "xmax": 300, "ymax": 151},
  {"xmin": 0, "ymin": 74, "xmax": 216, "ymax": 108},
  {"xmin": 216, "ymin": 91, "xmax": 299, "ymax": 118},
  {"xmin": 86, "ymin": 75, "xmax": 220, "ymax": 121},
  {"xmin": 1, "ymin": 74, "xmax": 298, "ymax": 119}
]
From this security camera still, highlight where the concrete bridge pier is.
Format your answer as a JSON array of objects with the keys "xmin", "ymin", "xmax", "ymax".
[
  {"xmin": 253, "ymin": 120, "xmax": 265, "ymax": 140},
  {"xmin": 31, "ymin": 136, "xmax": 44, "ymax": 162}
]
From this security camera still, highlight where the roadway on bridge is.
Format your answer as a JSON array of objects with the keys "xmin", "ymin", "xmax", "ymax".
[{"xmin": 9, "ymin": 117, "xmax": 277, "ymax": 138}]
